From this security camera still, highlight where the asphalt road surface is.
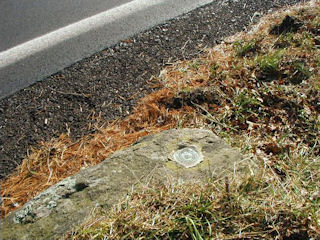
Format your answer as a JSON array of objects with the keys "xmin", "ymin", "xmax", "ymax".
[
  {"xmin": 0, "ymin": 0, "xmax": 133, "ymax": 51},
  {"xmin": 0, "ymin": 0, "xmax": 214, "ymax": 99}
]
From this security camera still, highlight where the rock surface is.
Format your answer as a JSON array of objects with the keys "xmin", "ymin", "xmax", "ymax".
[{"xmin": 1, "ymin": 128, "xmax": 242, "ymax": 240}]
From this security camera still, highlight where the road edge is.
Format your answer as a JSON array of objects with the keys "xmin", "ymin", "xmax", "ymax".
[{"xmin": 0, "ymin": 0, "xmax": 214, "ymax": 99}]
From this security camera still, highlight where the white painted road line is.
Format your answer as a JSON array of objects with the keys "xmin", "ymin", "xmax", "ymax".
[
  {"xmin": 0, "ymin": 0, "xmax": 132, "ymax": 51},
  {"xmin": 0, "ymin": 0, "xmax": 214, "ymax": 99}
]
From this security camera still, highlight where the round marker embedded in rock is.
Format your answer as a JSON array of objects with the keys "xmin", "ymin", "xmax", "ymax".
[{"xmin": 170, "ymin": 145, "xmax": 203, "ymax": 168}]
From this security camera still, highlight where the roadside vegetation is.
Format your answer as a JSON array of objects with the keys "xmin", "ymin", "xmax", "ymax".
[{"xmin": 2, "ymin": 2, "xmax": 320, "ymax": 239}]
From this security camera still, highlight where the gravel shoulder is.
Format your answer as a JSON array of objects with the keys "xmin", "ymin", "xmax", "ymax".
[{"xmin": 0, "ymin": 0, "xmax": 303, "ymax": 179}]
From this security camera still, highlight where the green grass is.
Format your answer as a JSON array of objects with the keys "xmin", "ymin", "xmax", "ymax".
[
  {"xmin": 257, "ymin": 50, "xmax": 283, "ymax": 75},
  {"xmin": 233, "ymin": 39, "xmax": 258, "ymax": 57}
]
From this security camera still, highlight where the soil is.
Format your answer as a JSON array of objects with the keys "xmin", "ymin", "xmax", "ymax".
[{"xmin": 0, "ymin": 0, "xmax": 303, "ymax": 179}]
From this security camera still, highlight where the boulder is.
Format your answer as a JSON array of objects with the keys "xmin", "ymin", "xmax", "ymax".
[{"xmin": 1, "ymin": 128, "xmax": 242, "ymax": 240}]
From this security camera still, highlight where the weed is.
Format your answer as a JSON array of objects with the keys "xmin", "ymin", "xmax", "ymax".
[
  {"xmin": 234, "ymin": 90, "xmax": 263, "ymax": 118},
  {"xmin": 310, "ymin": 15, "xmax": 320, "ymax": 33},
  {"xmin": 257, "ymin": 50, "xmax": 283, "ymax": 75},
  {"xmin": 274, "ymin": 32, "xmax": 295, "ymax": 48},
  {"xmin": 234, "ymin": 39, "xmax": 257, "ymax": 57},
  {"xmin": 209, "ymin": 62, "xmax": 219, "ymax": 78},
  {"xmin": 288, "ymin": 61, "xmax": 311, "ymax": 84},
  {"xmin": 300, "ymin": 31, "xmax": 316, "ymax": 50},
  {"xmin": 190, "ymin": 60, "xmax": 202, "ymax": 70}
]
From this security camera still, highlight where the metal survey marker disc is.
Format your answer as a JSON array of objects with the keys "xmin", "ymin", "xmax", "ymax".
[{"xmin": 171, "ymin": 145, "xmax": 203, "ymax": 168}]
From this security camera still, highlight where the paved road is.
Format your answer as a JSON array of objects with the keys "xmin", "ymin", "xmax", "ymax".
[
  {"xmin": 0, "ymin": 0, "xmax": 214, "ymax": 100},
  {"xmin": 0, "ymin": 0, "xmax": 132, "ymax": 51}
]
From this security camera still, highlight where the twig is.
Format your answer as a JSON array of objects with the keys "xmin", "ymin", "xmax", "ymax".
[
  {"xmin": 25, "ymin": 157, "xmax": 39, "ymax": 176},
  {"xmin": 48, "ymin": 87, "xmax": 92, "ymax": 98},
  {"xmin": 225, "ymin": 176, "xmax": 230, "ymax": 201},
  {"xmin": 191, "ymin": 102, "xmax": 237, "ymax": 131},
  {"xmin": 46, "ymin": 148, "xmax": 53, "ymax": 184}
]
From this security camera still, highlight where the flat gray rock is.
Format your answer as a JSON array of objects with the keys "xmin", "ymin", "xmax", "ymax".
[{"xmin": 1, "ymin": 128, "xmax": 242, "ymax": 240}]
